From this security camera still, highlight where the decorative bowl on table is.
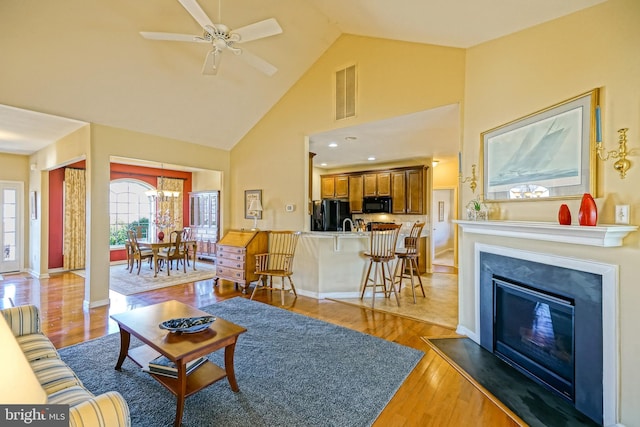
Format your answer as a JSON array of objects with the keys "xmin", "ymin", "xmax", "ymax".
[{"xmin": 159, "ymin": 316, "xmax": 216, "ymax": 333}]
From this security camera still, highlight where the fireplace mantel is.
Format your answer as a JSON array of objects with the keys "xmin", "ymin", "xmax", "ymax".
[{"xmin": 455, "ymin": 220, "xmax": 638, "ymax": 247}]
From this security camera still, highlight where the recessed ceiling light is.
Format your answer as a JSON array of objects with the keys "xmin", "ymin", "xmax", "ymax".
[
  {"xmin": 328, "ymin": 142, "xmax": 338, "ymax": 148},
  {"xmin": 320, "ymin": 162, "xmax": 327, "ymax": 166},
  {"xmin": 368, "ymin": 156, "xmax": 376, "ymax": 161}
]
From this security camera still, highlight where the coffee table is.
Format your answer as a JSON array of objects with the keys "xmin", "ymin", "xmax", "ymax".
[{"xmin": 111, "ymin": 300, "xmax": 247, "ymax": 426}]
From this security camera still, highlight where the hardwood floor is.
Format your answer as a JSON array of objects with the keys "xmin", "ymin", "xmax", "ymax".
[{"xmin": 0, "ymin": 270, "xmax": 519, "ymax": 427}]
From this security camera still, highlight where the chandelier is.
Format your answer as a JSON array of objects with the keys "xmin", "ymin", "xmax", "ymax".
[{"xmin": 145, "ymin": 172, "xmax": 181, "ymax": 202}]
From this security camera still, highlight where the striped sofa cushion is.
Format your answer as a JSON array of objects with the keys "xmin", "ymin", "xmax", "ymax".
[
  {"xmin": 69, "ymin": 391, "xmax": 131, "ymax": 427},
  {"xmin": 16, "ymin": 333, "xmax": 59, "ymax": 362},
  {"xmin": 1, "ymin": 304, "xmax": 40, "ymax": 336},
  {"xmin": 30, "ymin": 357, "xmax": 83, "ymax": 395},
  {"xmin": 48, "ymin": 385, "xmax": 93, "ymax": 407}
]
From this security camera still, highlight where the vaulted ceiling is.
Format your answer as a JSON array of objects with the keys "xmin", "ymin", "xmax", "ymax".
[{"xmin": 0, "ymin": 0, "xmax": 606, "ymax": 159}]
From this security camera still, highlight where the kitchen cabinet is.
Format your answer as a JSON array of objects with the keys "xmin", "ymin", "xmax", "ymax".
[
  {"xmin": 405, "ymin": 168, "xmax": 425, "ymax": 214},
  {"xmin": 189, "ymin": 191, "xmax": 220, "ymax": 261},
  {"xmin": 320, "ymin": 166, "xmax": 425, "ymax": 214},
  {"xmin": 390, "ymin": 167, "xmax": 425, "ymax": 214},
  {"xmin": 348, "ymin": 174, "xmax": 363, "ymax": 213},
  {"xmin": 321, "ymin": 175, "xmax": 349, "ymax": 199},
  {"xmin": 363, "ymin": 172, "xmax": 391, "ymax": 197},
  {"xmin": 214, "ymin": 230, "xmax": 268, "ymax": 293},
  {"xmin": 391, "ymin": 171, "xmax": 407, "ymax": 213}
]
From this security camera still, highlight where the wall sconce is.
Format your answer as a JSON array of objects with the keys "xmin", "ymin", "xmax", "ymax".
[
  {"xmin": 459, "ymin": 164, "xmax": 478, "ymax": 194},
  {"xmin": 596, "ymin": 128, "xmax": 631, "ymax": 179}
]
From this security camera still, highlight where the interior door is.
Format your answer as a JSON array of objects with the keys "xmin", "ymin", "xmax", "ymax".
[
  {"xmin": 0, "ymin": 182, "xmax": 22, "ymax": 273},
  {"xmin": 431, "ymin": 188, "xmax": 455, "ymax": 267}
]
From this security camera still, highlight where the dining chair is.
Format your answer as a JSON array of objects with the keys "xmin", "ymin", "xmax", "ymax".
[
  {"xmin": 127, "ymin": 230, "xmax": 154, "ymax": 275},
  {"xmin": 360, "ymin": 223, "xmax": 401, "ymax": 308},
  {"xmin": 250, "ymin": 231, "xmax": 301, "ymax": 305},
  {"xmin": 392, "ymin": 221, "xmax": 426, "ymax": 303},
  {"xmin": 156, "ymin": 230, "xmax": 187, "ymax": 276},
  {"xmin": 181, "ymin": 227, "xmax": 193, "ymax": 267}
]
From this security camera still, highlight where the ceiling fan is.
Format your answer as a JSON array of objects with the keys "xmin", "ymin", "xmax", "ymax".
[{"xmin": 140, "ymin": 0, "xmax": 282, "ymax": 76}]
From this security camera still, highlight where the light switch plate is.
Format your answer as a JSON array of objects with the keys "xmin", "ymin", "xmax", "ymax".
[
  {"xmin": 285, "ymin": 204, "xmax": 295, "ymax": 212},
  {"xmin": 615, "ymin": 205, "xmax": 629, "ymax": 224}
]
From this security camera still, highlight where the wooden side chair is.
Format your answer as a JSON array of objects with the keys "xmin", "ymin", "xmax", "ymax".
[
  {"xmin": 156, "ymin": 230, "xmax": 187, "ymax": 276},
  {"xmin": 360, "ymin": 223, "xmax": 401, "ymax": 308},
  {"xmin": 250, "ymin": 231, "xmax": 301, "ymax": 305},
  {"xmin": 392, "ymin": 221, "xmax": 426, "ymax": 303},
  {"xmin": 181, "ymin": 227, "xmax": 193, "ymax": 267},
  {"xmin": 127, "ymin": 230, "xmax": 153, "ymax": 275}
]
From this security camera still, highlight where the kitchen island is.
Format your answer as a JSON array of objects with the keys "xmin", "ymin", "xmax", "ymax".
[
  {"xmin": 291, "ymin": 232, "xmax": 370, "ymax": 299},
  {"xmin": 290, "ymin": 228, "xmax": 430, "ymax": 299}
]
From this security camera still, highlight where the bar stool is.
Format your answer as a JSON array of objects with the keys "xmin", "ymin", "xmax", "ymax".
[
  {"xmin": 393, "ymin": 222, "xmax": 426, "ymax": 303},
  {"xmin": 360, "ymin": 223, "xmax": 402, "ymax": 308}
]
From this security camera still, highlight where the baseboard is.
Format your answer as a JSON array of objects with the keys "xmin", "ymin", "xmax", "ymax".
[
  {"xmin": 455, "ymin": 324, "xmax": 478, "ymax": 343},
  {"xmin": 27, "ymin": 269, "xmax": 50, "ymax": 279},
  {"xmin": 83, "ymin": 298, "xmax": 110, "ymax": 310}
]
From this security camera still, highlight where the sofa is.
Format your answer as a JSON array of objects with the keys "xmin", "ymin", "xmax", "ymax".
[{"xmin": 1, "ymin": 304, "xmax": 130, "ymax": 426}]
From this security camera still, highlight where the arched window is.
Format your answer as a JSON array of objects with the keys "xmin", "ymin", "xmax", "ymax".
[{"xmin": 109, "ymin": 179, "xmax": 153, "ymax": 246}]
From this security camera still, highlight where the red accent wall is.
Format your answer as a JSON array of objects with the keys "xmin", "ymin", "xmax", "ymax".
[
  {"xmin": 48, "ymin": 168, "xmax": 66, "ymax": 269},
  {"xmin": 47, "ymin": 162, "xmax": 192, "ymax": 269}
]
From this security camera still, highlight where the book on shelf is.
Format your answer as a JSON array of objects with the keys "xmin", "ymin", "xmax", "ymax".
[{"xmin": 144, "ymin": 355, "xmax": 207, "ymax": 378}]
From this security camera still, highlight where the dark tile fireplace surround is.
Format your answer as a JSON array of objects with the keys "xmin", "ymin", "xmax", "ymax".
[{"xmin": 479, "ymin": 251, "xmax": 604, "ymax": 425}]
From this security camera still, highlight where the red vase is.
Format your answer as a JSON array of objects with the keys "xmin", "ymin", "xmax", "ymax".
[
  {"xmin": 578, "ymin": 193, "xmax": 597, "ymax": 226},
  {"xmin": 157, "ymin": 231, "xmax": 165, "ymax": 241},
  {"xmin": 558, "ymin": 204, "xmax": 571, "ymax": 225}
]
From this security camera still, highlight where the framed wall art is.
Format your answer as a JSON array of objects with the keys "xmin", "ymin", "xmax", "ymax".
[
  {"xmin": 480, "ymin": 89, "xmax": 598, "ymax": 201},
  {"xmin": 244, "ymin": 189, "xmax": 262, "ymax": 219}
]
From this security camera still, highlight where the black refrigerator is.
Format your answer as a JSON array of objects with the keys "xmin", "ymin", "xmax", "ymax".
[{"xmin": 311, "ymin": 200, "xmax": 351, "ymax": 231}]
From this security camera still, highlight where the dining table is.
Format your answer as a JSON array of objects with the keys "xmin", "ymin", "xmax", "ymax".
[{"xmin": 138, "ymin": 236, "xmax": 198, "ymax": 278}]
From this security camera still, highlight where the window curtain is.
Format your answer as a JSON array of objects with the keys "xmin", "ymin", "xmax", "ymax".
[
  {"xmin": 156, "ymin": 177, "xmax": 183, "ymax": 235},
  {"xmin": 63, "ymin": 168, "xmax": 86, "ymax": 270}
]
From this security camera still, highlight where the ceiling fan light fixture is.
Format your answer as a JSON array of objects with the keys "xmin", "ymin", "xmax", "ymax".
[{"xmin": 140, "ymin": 0, "xmax": 282, "ymax": 76}]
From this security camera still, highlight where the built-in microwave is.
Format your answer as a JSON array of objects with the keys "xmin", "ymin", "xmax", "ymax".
[{"xmin": 362, "ymin": 196, "xmax": 392, "ymax": 213}]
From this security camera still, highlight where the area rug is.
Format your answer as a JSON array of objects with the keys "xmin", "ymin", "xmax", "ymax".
[
  {"xmin": 58, "ymin": 297, "xmax": 423, "ymax": 426},
  {"xmin": 424, "ymin": 337, "xmax": 599, "ymax": 427},
  {"xmin": 74, "ymin": 262, "xmax": 217, "ymax": 295}
]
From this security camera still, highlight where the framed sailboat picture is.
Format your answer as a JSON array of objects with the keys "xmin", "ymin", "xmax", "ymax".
[{"xmin": 480, "ymin": 89, "xmax": 598, "ymax": 201}]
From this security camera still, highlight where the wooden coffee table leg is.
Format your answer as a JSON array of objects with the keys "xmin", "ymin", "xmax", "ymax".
[
  {"xmin": 224, "ymin": 341, "xmax": 240, "ymax": 392},
  {"xmin": 114, "ymin": 328, "xmax": 130, "ymax": 371},
  {"xmin": 174, "ymin": 361, "xmax": 187, "ymax": 427}
]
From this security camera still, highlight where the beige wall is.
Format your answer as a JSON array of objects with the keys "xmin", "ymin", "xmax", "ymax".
[
  {"xmin": 461, "ymin": 0, "xmax": 640, "ymax": 423},
  {"xmin": 231, "ymin": 34, "xmax": 466, "ymax": 232}
]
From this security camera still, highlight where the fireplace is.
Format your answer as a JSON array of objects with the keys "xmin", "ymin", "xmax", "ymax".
[
  {"xmin": 475, "ymin": 245, "xmax": 617, "ymax": 426},
  {"xmin": 493, "ymin": 277, "xmax": 575, "ymax": 401}
]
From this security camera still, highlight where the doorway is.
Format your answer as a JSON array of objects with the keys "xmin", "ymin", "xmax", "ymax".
[
  {"xmin": 0, "ymin": 182, "xmax": 22, "ymax": 273},
  {"xmin": 432, "ymin": 188, "xmax": 455, "ymax": 270}
]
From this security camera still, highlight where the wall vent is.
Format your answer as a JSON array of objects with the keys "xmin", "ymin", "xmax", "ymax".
[{"xmin": 335, "ymin": 65, "xmax": 356, "ymax": 121}]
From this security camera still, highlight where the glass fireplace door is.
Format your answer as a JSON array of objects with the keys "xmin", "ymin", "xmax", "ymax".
[{"xmin": 493, "ymin": 277, "xmax": 575, "ymax": 401}]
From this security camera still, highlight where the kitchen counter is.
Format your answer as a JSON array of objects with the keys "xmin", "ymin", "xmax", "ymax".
[
  {"xmin": 291, "ymin": 229, "xmax": 429, "ymax": 299},
  {"xmin": 292, "ymin": 232, "xmax": 369, "ymax": 298}
]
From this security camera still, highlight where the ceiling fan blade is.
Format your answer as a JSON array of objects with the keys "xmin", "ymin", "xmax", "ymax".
[
  {"xmin": 139, "ymin": 32, "xmax": 208, "ymax": 43},
  {"xmin": 202, "ymin": 50, "xmax": 221, "ymax": 75},
  {"xmin": 238, "ymin": 48, "xmax": 278, "ymax": 76},
  {"xmin": 231, "ymin": 18, "xmax": 283, "ymax": 43},
  {"xmin": 178, "ymin": 0, "xmax": 214, "ymax": 29}
]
